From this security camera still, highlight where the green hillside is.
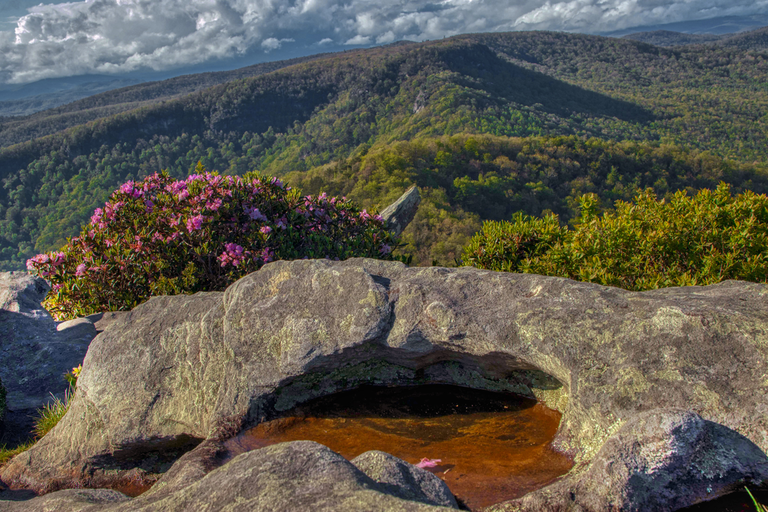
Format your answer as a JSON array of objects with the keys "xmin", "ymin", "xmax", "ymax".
[{"xmin": 1, "ymin": 30, "xmax": 767, "ymax": 270}]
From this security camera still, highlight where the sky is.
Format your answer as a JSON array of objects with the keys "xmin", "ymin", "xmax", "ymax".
[{"xmin": 0, "ymin": 0, "xmax": 767, "ymax": 85}]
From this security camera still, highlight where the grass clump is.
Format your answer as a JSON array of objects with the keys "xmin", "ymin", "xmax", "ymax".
[
  {"xmin": 32, "ymin": 390, "xmax": 72, "ymax": 440},
  {"xmin": 747, "ymin": 487, "xmax": 768, "ymax": 512},
  {"xmin": 0, "ymin": 441, "xmax": 34, "ymax": 466},
  {"xmin": 0, "ymin": 369, "xmax": 79, "ymax": 467}
]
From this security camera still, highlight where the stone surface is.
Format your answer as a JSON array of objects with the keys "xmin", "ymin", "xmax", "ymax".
[
  {"xmin": 0, "ymin": 272, "xmax": 93, "ymax": 411},
  {"xmin": 0, "ymin": 442, "xmax": 456, "ymax": 511},
  {"xmin": 0, "ymin": 274, "xmax": 130, "ymax": 449},
  {"xmin": 0, "ymin": 489, "xmax": 131, "ymax": 511},
  {"xmin": 2, "ymin": 259, "xmax": 768, "ymax": 510},
  {"xmin": 352, "ymin": 450, "xmax": 458, "ymax": 508},
  {"xmin": 491, "ymin": 408, "xmax": 768, "ymax": 511},
  {"xmin": 381, "ymin": 185, "xmax": 420, "ymax": 236}
]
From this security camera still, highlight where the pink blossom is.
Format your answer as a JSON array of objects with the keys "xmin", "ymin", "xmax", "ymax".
[
  {"xmin": 26, "ymin": 253, "xmax": 49, "ymax": 270},
  {"xmin": 186, "ymin": 215, "xmax": 205, "ymax": 232},
  {"xmin": 416, "ymin": 458, "xmax": 441, "ymax": 469},
  {"xmin": 206, "ymin": 198, "xmax": 223, "ymax": 211},
  {"xmin": 90, "ymin": 208, "xmax": 103, "ymax": 226},
  {"xmin": 167, "ymin": 181, "xmax": 187, "ymax": 194},
  {"xmin": 119, "ymin": 181, "xmax": 143, "ymax": 198},
  {"xmin": 218, "ymin": 243, "xmax": 249, "ymax": 267},
  {"xmin": 75, "ymin": 263, "xmax": 87, "ymax": 277},
  {"xmin": 260, "ymin": 226, "xmax": 272, "ymax": 234},
  {"xmin": 246, "ymin": 206, "xmax": 267, "ymax": 222}
]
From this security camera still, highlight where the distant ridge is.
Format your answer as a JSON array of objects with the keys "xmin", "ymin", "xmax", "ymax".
[
  {"xmin": 0, "ymin": 52, "xmax": 334, "ymax": 119},
  {"xmin": 622, "ymin": 25, "xmax": 768, "ymax": 49},
  {"xmin": 621, "ymin": 31, "xmax": 723, "ymax": 47},
  {"xmin": 601, "ymin": 13, "xmax": 768, "ymax": 37},
  {"xmin": 717, "ymin": 26, "xmax": 768, "ymax": 50}
]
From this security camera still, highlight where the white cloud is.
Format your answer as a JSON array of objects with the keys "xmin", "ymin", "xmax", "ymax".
[
  {"xmin": 0, "ymin": 0, "xmax": 766, "ymax": 84},
  {"xmin": 261, "ymin": 36, "xmax": 294, "ymax": 52},
  {"xmin": 344, "ymin": 34, "xmax": 370, "ymax": 45}
]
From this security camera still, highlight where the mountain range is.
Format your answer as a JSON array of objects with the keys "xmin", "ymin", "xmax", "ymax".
[{"xmin": 0, "ymin": 27, "xmax": 766, "ymax": 270}]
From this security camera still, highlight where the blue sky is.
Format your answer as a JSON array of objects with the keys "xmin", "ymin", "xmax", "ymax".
[{"xmin": 0, "ymin": 0, "xmax": 766, "ymax": 84}]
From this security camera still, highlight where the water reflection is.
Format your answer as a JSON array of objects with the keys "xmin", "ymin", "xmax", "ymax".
[{"xmin": 225, "ymin": 384, "xmax": 573, "ymax": 510}]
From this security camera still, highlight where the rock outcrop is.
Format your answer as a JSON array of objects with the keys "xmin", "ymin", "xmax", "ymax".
[
  {"xmin": 0, "ymin": 273, "xmax": 125, "ymax": 446},
  {"xmin": 2, "ymin": 259, "xmax": 768, "ymax": 511},
  {"xmin": 381, "ymin": 185, "xmax": 420, "ymax": 236},
  {"xmin": 0, "ymin": 442, "xmax": 457, "ymax": 511},
  {"xmin": 0, "ymin": 272, "xmax": 93, "ymax": 411}
]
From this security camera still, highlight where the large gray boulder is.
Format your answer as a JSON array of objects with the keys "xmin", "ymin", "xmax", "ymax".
[
  {"xmin": 0, "ymin": 272, "xmax": 92, "ymax": 411},
  {"xmin": 0, "ymin": 442, "xmax": 456, "ymax": 511},
  {"xmin": 2, "ymin": 259, "xmax": 768, "ymax": 510},
  {"xmin": 351, "ymin": 450, "xmax": 458, "ymax": 508},
  {"xmin": 0, "ymin": 273, "xmax": 128, "ymax": 448}
]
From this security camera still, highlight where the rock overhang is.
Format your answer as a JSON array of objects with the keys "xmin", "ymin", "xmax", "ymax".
[{"xmin": 2, "ymin": 258, "xmax": 767, "ymax": 511}]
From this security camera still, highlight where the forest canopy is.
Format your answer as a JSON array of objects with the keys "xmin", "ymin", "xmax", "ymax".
[{"xmin": 1, "ymin": 30, "xmax": 767, "ymax": 270}]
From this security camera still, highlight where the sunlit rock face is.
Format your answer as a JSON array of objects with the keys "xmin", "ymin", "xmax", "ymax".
[{"xmin": 1, "ymin": 258, "xmax": 767, "ymax": 511}]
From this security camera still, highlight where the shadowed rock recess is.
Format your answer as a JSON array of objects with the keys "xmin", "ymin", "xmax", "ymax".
[{"xmin": 1, "ymin": 259, "xmax": 767, "ymax": 511}]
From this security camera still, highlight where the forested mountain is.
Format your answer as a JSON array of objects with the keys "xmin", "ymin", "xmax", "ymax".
[
  {"xmin": 0, "ymin": 52, "xmax": 337, "ymax": 147},
  {"xmin": 1, "ymin": 30, "xmax": 766, "ymax": 270},
  {"xmin": 621, "ymin": 31, "xmax": 724, "ymax": 47},
  {"xmin": 717, "ymin": 26, "xmax": 768, "ymax": 50},
  {"xmin": 0, "ymin": 78, "xmax": 142, "ymax": 117}
]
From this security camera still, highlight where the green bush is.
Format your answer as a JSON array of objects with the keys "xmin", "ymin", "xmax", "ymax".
[
  {"xmin": 27, "ymin": 166, "xmax": 398, "ymax": 320},
  {"xmin": 462, "ymin": 183, "xmax": 768, "ymax": 290}
]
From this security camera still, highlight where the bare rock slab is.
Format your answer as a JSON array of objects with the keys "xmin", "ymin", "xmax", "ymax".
[
  {"xmin": 0, "ymin": 442, "xmax": 456, "ymax": 512},
  {"xmin": 3, "ymin": 259, "xmax": 768, "ymax": 511},
  {"xmin": 0, "ymin": 272, "xmax": 93, "ymax": 412}
]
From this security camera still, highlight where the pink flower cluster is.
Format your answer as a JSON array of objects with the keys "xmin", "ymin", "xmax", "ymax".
[
  {"xmin": 26, "ymin": 252, "xmax": 65, "ymax": 276},
  {"xmin": 218, "ymin": 243, "xmax": 250, "ymax": 267},
  {"xmin": 186, "ymin": 215, "xmax": 205, "ymax": 232},
  {"xmin": 26, "ymin": 168, "xmax": 398, "ymax": 320}
]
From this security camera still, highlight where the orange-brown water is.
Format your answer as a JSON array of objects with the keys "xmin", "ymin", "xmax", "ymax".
[{"xmin": 224, "ymin": 384, "xmax": 573, "ymax": 510}]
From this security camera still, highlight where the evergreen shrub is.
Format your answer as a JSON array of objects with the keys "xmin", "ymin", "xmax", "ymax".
[
  {"xmin": 27, "ymin": 166, "xmax": 397, "ymax": 319},
  {"xmin": 462, "ymin": 183, "xmax": 768, "ymax": 290}
]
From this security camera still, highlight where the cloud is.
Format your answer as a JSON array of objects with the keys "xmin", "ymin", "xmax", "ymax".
[
  {"xmin": 261, "ymin": 37, "xmax": 294, "ymax": 52},
  {"xmin": 0, "ymin": 0, "xmax": 766, "ymax": 84},
  {"xmin": 344, "ymin": 34, "xmax": 370, "ymax": 45}
]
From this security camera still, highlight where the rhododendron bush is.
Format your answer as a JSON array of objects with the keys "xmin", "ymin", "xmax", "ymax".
[{"xmin": 27, "ymin": 168, "xmax": 397, "ymax": 320}]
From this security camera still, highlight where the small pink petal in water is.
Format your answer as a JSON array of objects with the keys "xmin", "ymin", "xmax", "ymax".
[{"xmin": 416, "ymin": 458, "xmax": 441, "ymax": 468}]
